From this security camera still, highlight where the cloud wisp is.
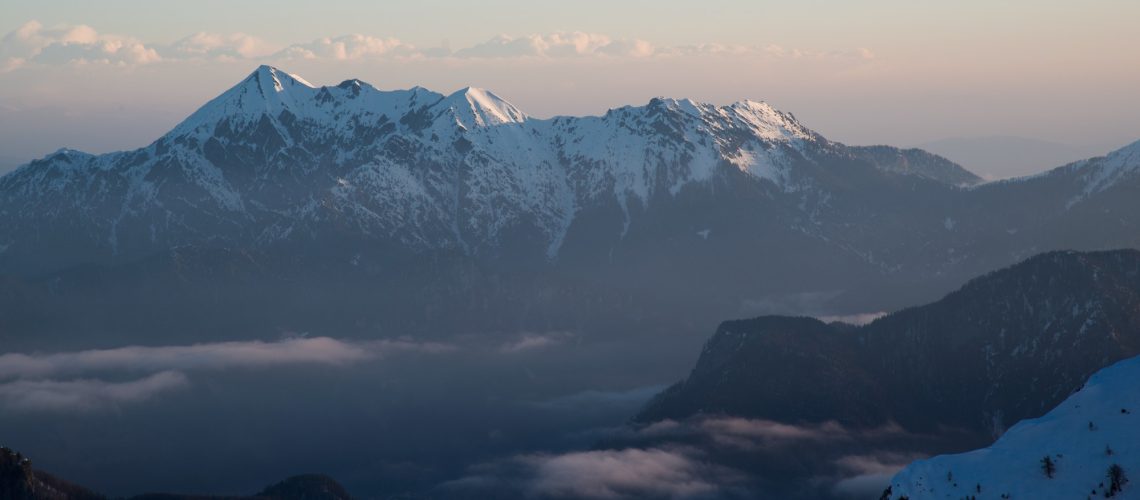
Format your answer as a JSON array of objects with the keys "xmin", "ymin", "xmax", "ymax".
[
  {"xmin": 598, "ymin": 415, "xmax": 912, "ymax": 449},
  {"xmin": 0, "ymin": 337, "xmax": 397, "ymax": 379},
  {"xmin": 830, "ymin": 452, "xmax": 925, "ymax": 497},
  {"xmin": 497, "ymin": 331, "xmax": 577, "ymax": 354},
  {"xmin": 164, "ymin": 32, "xmax": 278, "ymax": 60},
  {"xmin": 0, "ymin": 336, "xmax": 452, "ymax": 412},
  {"xmin": 524, "ymin": 448, "xmax": 734, "ymax": 499},
  {"xmin": 443, "ymin": 446, "xmax": 745, "ymax": 499},
  {"xmin": 817, "ymin": 311, "xmax": 888, "ymax": 326},
  {"xmin": 0, "ymin": 371, "xmax": 189, "ymax": 412},
  {"xmin": 1, "ymin": 21, "xmax": 876, "ymax": 71},
  {"xmin": 444, "ymin": 415, "xmax": 926, "ymax": 498}
]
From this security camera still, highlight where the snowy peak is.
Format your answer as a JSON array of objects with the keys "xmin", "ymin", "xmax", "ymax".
[
  {"xmin": 225, "ymin": 64, "xmax": 317, "ymax": 108},
  {"xmin": 437, "ymin": 86, "xmax": 528, "ymax": 128},
  {"xmin": 726, "ymin": 99, "xmax": 814, "ymax": 143},
  {"xmin": 46, "ymin": 147, "xmax": 94, "ymax": 162},
  {"xmin": 249, "ymin": 64, "xmax": 316, "ymax": 93},
  {"xmin": 635, "ymin": 96, "xmax": 813, "ymax": 143},
  {"xmin": 169, "ymin": 65, "xmax": 321, "ymax": 137},
  {"xmin": 1064, "ymin": 138, "xmax": 1140, "ymax": 203},
  {"xmin": 645, "ymin": 96, "xmax": 706, "ymax": 117},
  {"xmin": 168, "ymin": 67, "xmax": 530, "ymax": 140},
  {"xmin": 1101, "ymin": 138, "xmax": 1140, "ymax": 171}
]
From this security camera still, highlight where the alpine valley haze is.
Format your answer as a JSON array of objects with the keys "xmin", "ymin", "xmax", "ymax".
[{"xmin": 2, "ymin": 2, "xmax": 1140, "ymax": 500}]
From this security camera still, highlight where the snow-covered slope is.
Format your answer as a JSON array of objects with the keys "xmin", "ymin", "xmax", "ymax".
[
  {"xmin": 7, "ymin": 64, "xmax": 1140, "ymax": 310},
  {"xmin": 1, "ymin": 65, "xmax": 982, "ymax": 275},
  {"xmin": 887, "ymin": 355, "xmax": 1140, "ymax": 499},
  {"xmin": 1064, "ymin": 139, "xmax": 1140, "ymax": 207}
]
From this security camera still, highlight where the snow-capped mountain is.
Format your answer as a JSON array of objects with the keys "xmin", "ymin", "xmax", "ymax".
[
  {"xmin": 2, "ymin": 66, "xmax": 1140, "ymax": 342},
  {"xmin": 886, "ymin": 354, "xmax": 1140, "ymax": 499},
  {"xmin": 0, "ymin": 65, "xmax": 979, "ymax": 274}
]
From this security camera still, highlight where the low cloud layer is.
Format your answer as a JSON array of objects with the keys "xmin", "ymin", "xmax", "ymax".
[
  {"xmin": 442, "ymin": 415, "xmax": 926, "ymax": 498},
  {"xmin": 0, "ymin": 337, "xmax": 452, "ymax": 412},
  {"xmin": 1, "ymin": 21, "xmax": 875, "ymax": 71},
  {"xmin": 444, "ymin": 446, "xmax": 745, "ymax": 499},
  {"xmin": 0, "ymin": 371, "xmax": 188, "ymax": 412},
  {"xmin": 616, "ymin": 415, "xmax": 912, "ymax": 448},
  {"xmin": 498, "ymin": 331, "xmax": 577, "ymax": 354},
  {"xmin": 830, "ymin": 453, "xmax": 922, "ymax": 497},
  {"xmin": 524, "ymin": 448, "xmax": 735, "ymax": 499},
  {"xmin": 0, "ymin": 337, "xmax": 394, "ymax": 379}
]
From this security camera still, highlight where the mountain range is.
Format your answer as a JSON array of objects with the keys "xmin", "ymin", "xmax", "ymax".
[
  {"xmin": 0, "ymin": 65, "xmax": 981, "ymax": 274},
  {"xmin": 2, "ymin": 66, "xmax": 1140, "ymax": 345}
]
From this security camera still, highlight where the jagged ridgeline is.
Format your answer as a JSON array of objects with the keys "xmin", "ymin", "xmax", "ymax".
[{"xmin": 1, "ymin": 66, "xmax": 1140, "ymax": 343}]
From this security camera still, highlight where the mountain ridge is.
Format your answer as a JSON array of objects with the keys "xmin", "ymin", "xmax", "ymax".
[
  {"xmin": 3, "ymin": 66, "xmax": 1140, "ymax": 338},
  {"xmin": 636, "ymin": 249, "xmax": 1140, "ymax": 437},
  {"xmin": 0, "ymin": 65, "xmax": 981, "ymax": 276}
]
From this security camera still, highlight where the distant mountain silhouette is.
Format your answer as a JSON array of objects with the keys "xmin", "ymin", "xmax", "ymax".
[{"xmin": 916, "ymin": 135, "xmax": 1111, "ymax": 180}]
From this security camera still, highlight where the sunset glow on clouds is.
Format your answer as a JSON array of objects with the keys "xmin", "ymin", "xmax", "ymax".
[
  {"xmin": 1, "ymin": 20, "xmax": 876, "ymax": 69},
  {"xmin": 1, "ymin": 1, "xmax": 1138, "ymax": 172}
]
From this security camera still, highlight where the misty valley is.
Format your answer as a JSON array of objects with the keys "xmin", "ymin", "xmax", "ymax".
[{"xmin": 3, "ymin": 54, "xmax": 1140, "ymax": 500}]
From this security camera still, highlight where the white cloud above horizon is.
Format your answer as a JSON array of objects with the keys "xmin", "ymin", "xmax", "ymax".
[
  {"xmin": 0, "ymin": 20, "xmax": 876, "ymax": 71},
  {"xmin": 1, "ymin": 20, "xmax": 158, "ymax": 71},
  {"xmin": 2, "ymin": 6, "xmax": 1138, "ymax": 174},
  {"xmin": 164, "ymin": 32, "xmax": 278, "ymax": 60}
]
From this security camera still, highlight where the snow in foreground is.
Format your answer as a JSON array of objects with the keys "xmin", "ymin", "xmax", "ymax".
[{"xmin": 887, "ymin": 355, "xmax": 1140, "ymax": 499}]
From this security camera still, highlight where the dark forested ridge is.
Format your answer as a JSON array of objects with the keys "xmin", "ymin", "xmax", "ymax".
[
  {"xmin": 638, "ymin": 249, "xmax": 1140, "ymax": 437},
  {"xmin": 0, "ymin": 446, "xmax": 350, "ymax": 500}
]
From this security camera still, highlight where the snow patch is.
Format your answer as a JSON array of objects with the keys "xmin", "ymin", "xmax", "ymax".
[{"xmin": 888, "ymin": 355, "xmax": 1140, "ymax": 499}]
